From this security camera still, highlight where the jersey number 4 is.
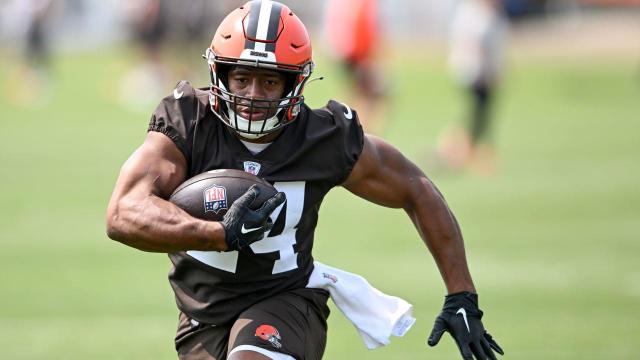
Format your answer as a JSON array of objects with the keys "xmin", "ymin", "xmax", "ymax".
[{"xmin": 187, "ymin": 182, "xmax": 304, "ymax": 274}]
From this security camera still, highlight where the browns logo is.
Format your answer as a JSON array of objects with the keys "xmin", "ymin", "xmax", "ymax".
[{"xmin": 255, "ymin": 324, "xmax": 282, "ymax": 349}]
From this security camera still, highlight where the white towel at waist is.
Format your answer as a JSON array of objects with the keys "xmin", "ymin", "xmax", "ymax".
[{"xmin": 306, "ymin": 261, "xmax": 416, "ymax": 349}]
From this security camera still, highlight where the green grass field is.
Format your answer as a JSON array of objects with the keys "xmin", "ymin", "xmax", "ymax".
[{"xmin": 1, "ymin": 45, "xmax": 639, "ymax": 359}]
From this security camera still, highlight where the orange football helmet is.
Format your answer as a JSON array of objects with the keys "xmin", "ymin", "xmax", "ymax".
[{"xmin": 205, "ymin": 0, "xmax": 314, "ymax": 139}]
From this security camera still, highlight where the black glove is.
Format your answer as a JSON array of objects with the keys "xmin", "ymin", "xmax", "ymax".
[
  {"xmin": 221, "ymin": 185, "xmax": 286, "ymax": 251},
  {"xmin": 428, "ymin": 292, "xmax": 504, "ymax": 360}
]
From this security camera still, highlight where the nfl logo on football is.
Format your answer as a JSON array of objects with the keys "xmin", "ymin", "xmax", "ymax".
[
  {"xmin": 243, "ymin": 161, "xmax": 261, "ymax": 176},
  {"xmin": 203, "ymin": 185, "xmax": 228, "ymax": 213}
]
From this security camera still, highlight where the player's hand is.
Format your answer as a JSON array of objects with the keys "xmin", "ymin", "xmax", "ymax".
[
  {"xmin": 428, "ymin": 292, "xmax": 504, "ymax": 360},
  {"xmin": 221, "ymin": 185, "xmax": 286, "ymax": 251}
]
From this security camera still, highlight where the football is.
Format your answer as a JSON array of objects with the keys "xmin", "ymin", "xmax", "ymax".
[{"xmin": 169, "ymin": 169, "xmax": 278, "ymax": 221}]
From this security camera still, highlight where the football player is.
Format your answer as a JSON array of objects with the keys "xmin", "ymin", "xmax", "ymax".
[{"xmin": 106, "ymin": 1, "xmax": 503, "ymax": 359}]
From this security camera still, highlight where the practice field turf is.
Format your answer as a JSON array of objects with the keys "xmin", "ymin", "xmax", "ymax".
[{"xmin": 0, "ymin": 46, "xmax": 638, "ymax": 359}]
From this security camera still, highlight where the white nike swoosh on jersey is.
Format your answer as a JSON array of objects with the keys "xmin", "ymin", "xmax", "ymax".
[
  {"xmin": 341, "ymin": 102, "xmax": 353, "ymax": 119},
  {"xmin": 174, "ymin": 88, "xmax": 184, "ymax": 99},
  {"xmin": 241, "ymin": 224, "xmax": 261, "ymax": 234},
  {"xmin": 456, "ymin": 308, "xmax": 471, "ymax": 333}
]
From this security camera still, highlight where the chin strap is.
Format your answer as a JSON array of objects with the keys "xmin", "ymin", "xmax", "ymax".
[{"xmin": 227, "ymin": 108, "xmax": 281, "ymax": 139}]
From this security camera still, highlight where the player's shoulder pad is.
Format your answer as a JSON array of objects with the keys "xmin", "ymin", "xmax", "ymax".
[
  {"xmin": 155, "ymin": 80, "xmax": 204, "ymax": 120},
  {"xmin": 166, "ymin": 80, "xmax": 197, "ymax": 103},
  {"xmin": 323, "ymin": 100, "xmax": 358, "ymax": 125},
  {"xmin": 152, "ymin": 80, "xmax": 204, "ymax": 133}
]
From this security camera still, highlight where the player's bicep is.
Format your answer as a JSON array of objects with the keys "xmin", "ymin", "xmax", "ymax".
[
  {"xmin": 110, "ymin": 132, "xmax": 188, "ymax": 203},
  {"xmin": 343, "ymin": 135, "xmax": 421, "ymax": 209}
]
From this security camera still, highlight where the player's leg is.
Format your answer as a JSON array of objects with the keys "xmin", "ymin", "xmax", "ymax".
[
  {"xmin": 175, "ymin": 312, "xmax": 230, "ymax": 360},
  {"xmin": 468, "ymin": 82, "xmax": 498, "ymax": 175},
  {"xmin": 228, "ymin": 343, "xmax": 293, "ymax": 360},
  {"xmin": 227, "ymin": 289, "xmax": 329, "ymax": 360},
  {"xmin": 469, "ymin": 83, "xmax": 493, "ymax": 146}
]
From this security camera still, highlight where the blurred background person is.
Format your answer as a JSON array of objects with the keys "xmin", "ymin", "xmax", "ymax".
[
  {"xmin": 117, "ymin": 1, "xmax": 242, "ymax": 109},
  {"xmin": 165, "ymin": 0, "xmax": 233, "ymax": 83},
  {"xmin": 323, "ymin": 0, "xmax": 389, "ymax": 135},
  {"xmin": 169, "ymin": 0, "xmax": 214, "ymax": 81},
  {"xmin": 434, "ymin": 0, "xmax": 508, "ymax": 175},
  {"xmin": 118, "ymin": 0, "xmax": 171, "ymax": 109},
  {"xmin": 1, "ymin": 0, "xmax": 56, "ymax": 107}
]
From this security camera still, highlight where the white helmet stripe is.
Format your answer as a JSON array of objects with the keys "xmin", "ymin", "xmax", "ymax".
[
  {"xmin": 244, "ymin": 0, "xmax": 281, "ymax": 53},
  {"xmin": 254, "ymin": 0, "xmax": 274, "ymax": 51}
]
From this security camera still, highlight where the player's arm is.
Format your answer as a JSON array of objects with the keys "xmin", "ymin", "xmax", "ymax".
[
  {"xmin": 343, "ymin": 134, "xmax": 503, "ymax": 359},
  {"xmin": 343, "ymin": 134, "xmax": 474, "ymax": 293},
  {"xmin": 106, "ymin": 132, "xmax": 227, "ymax": 252}
]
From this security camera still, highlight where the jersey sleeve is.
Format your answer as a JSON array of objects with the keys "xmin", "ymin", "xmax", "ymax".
[
  {"xmin": 147, "ymin": 81, "xmax": 200, "ymax": 164},
  {"xmin": 323, "ymin": 100, "xmax": 365, "ymax": 185}
]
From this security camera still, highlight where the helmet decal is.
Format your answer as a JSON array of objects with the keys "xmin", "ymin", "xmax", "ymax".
[{"xmin": 244, "ymin": 0, "xmax": 283, "ymax": 53}]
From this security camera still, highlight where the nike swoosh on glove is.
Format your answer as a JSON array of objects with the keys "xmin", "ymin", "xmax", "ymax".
[
  {"xmin": 221, "ymin": 185, "xmax": 286, "ymax": 251},
  {"xmin": 428, "ymin": 292, "xmax": 504, "ymax": 360}
]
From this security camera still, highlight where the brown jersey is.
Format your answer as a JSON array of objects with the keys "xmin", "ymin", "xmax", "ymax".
[{"xmin": 148, "ymin": 81, "xmax": 364, "ymax": 326}]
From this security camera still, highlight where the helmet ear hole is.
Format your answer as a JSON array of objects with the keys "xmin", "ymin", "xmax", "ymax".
[
  {"xmin": 216, "ymin": 64, "xmax": 231, "ymax": 89},
  {"xmin": 283, "ymin": 73, "xmax": 297, "ymax": 97}
]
